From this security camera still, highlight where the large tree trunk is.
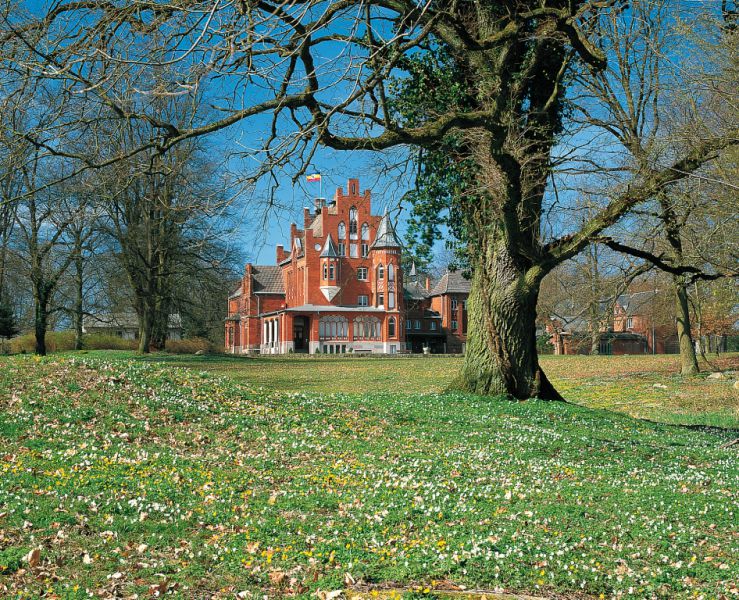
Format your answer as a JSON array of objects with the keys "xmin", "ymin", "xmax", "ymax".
[
  {"xmin": 458, "ymin": 246, "xmax": 561, "ymax": 400},
  {"xmin": 74, "ymin": 243, "xmax": 84, "ymax": 351},
  {"xmin": 34, "ymin": 290, "xmax": 48, "ymax": 356},
  {"xmin": 137, "ymin": 297, "xmax": 153, "ymax": 354},
  {"xmin": 674, "ymin": 276, "xmax": 699, "ymax": 376}
]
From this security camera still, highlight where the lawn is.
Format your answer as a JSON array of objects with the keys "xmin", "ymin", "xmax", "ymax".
[
  {"xmin": 0, "ymin": 354, "xmax": 737, "ymax": 598},
  {"xmin": 82, "ymin": 351, "xmax": 739, "ymax": 428}
]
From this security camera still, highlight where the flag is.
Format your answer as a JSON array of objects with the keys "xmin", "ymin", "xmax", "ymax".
[{"xmin": 306, "ymin": 173, "xmax": 321, "ymax": 182}]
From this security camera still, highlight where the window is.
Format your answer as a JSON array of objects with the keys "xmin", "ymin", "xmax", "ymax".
[
  {"xmin": 626, "ymin": 317, "xmax": 634, "ymax": 329},
  {"xmin": 388, "ymin": 291, "xmax": 395, "ymax": 309},
  {"xmin": 430, "ymin": 321, "xmax": 437, "ymax": 331},
  {"xmin": 329, "ymin": 264, "xmax": 335, "ymax": 280},
  {"xmin": 361, "ymin": 222, "xmax": 369, "ymax": 240},
  {"xmin": 349, "ymin": 207, "xmax": 358, "ymax": 237},
  {"xmin": 358, "ymin": 295, "xmax": 369, "ymax": 306},
  {"xmin": 338, "ymin": 221, "xmax": 346, "ymax": 240},
  {"xmin": 377, "ymin": 264, "xmax": 384, "ymax": 280},
  {"xmin": 452, "ymin": 319, "xmax": 458, "ymax": 331},
  {"xmin": 354, "ymin": 316, "xmax": 381, "ymax": 339},
  {"xmin": 388, "ymin": 264, "xmax": 395, "ymax": 281},
  {"xmin": 361, "ymin": 243, "xmax": 368, "ymax": 257},
  {"xmin": 414, "ymin": 320, "xmax": 421, "ymax": 330},
  {"xmin": 406, "ymin": 319, "xmax": 412, "ymax": 330},
  {"xmin": 390, "ymin": 345, "xmax": 397, "ymax": 354},
  {"xmin": 357, "ymin": 267, "xmax": 368, "ymax": 280},
  {"xmin": 451, "ymin": 297, "xmax": 458, "ymax": 310},
  {"xmin": 319, "ymin": 315, "xmax": 348, "ymax": 339},
  {"xmin": 388, "ymin": 317, "xmax": 396, "ymax": 337},
  {"xmin": 462, "ymin": 299, "xmax": 467, "ymax": 310},
  {"xmin": 322, "ymin": 263, "xmax": 328, "ymax": 279},
  {"xmin": 377, "ymin": 292, "xmax": 384, "ymax": 307},
  {"xmin": 350, "ymin": 244, "xmax": 358, "ymax": 258},
  {"xmin": 338, "ymin": 243, "xmax": 346, "ymax": 257}
]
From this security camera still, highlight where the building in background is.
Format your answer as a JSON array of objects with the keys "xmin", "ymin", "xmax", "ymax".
[
  {"xmin": 83, "ymin": 312, "xmax": 183, "ymax": 341},
  {"xmin": 226, "ymin": 178, "xmax": 471, "ymax": 354}
]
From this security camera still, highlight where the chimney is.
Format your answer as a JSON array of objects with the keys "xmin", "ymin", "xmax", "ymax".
[
  {"xmin": 425, "ymin": 276, "xmax": 430, "ymax": 291},
  {"xmin": 303, "ymin": 207, "xmax": 311, "ymax": 228},
  {"xmin": 276, "ymin": 244, "xmax": 285, "ymax": 263}
]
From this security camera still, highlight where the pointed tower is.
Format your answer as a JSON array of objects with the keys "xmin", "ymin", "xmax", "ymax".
[
  {"xmin": 370, "ymin": 211, "xmax": 403, "ymax": 347},
  {"xmin": 319, "ymin": 234, "xmax": 341, "ymax": 302}
]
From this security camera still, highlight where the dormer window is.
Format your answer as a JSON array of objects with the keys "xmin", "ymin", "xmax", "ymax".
[
  {"xmin": 349, "ymin": 207, "xmax": 358, "ymax": 237},
  {"xmin": 377, "ymin": 264, "xmax": 384, "ymax": 280}
]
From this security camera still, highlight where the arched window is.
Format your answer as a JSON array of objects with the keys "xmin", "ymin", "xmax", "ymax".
[
  {"xmin": 361, "ymin": 222, "xmax": 369, "ymax": 240},
  {"xmin": 338, "ymin": 221, "xmax": 346, "ymax": 240},
  {"xmin": 377, "ymin": 264, "xmax": 384, "ymax": 280},
  {"xmin": 353, "ymin": 316, "xmax": 381, "ymax": 340},
  {"xmin": 320, "ymin": 316, "xmax": 348, "ymax": 339},
  {"xmin": 388, "ymin": 317, "xmax": 396, "ymax": 337},
  {"xmin": 322, "ymin": 263, "xmax": 328, "ymax": 279},
  {"xmin": 349, "ymin": 207, "xmax": 358, "ymax": 237},
  {"xmin": 388, "ymin": 264, "xmax": 395, "ymax": 281}
]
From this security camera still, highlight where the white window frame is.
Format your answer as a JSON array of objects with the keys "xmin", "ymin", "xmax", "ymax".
[
  {"xmin": 357, "ymin": 267, "xmax": 368, "ymax": 281},
  {"xmin": 357, "ymin": 295, "xmax": 369, "ymax": 307}
]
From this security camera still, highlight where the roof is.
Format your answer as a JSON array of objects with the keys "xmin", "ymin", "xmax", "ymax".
[
  {"xmin": 616, "ymin": 290, "xmax": 659, "ymax": 315},
  {"xmin": 83, "ymin": 312, "xmax": 182, "ymax": 330},
  {"xmin": 252, "ymin": 266, "xmax": 285, "ymax": 294},
  {"xmin": 404, "ymin": 280, "xmax": 430, "ymax": 300},
  {"xmin": 429, "ymin": 271, "xmax": 471, "ymax": 296},
  {"xmin": 370, "ymin": 211, "xmax": 402, "ymax": 249},
  {"xmin": 320, "ymin": 234, "xmax": 339, "ymax": 258},
  {"xmin": 282, "ymin": 304, "xmax": 387, "ymax": 313}
]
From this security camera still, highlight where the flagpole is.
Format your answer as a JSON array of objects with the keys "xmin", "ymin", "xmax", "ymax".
[{"xmin": 319, "ymin": 173, "xmax": 322, "ymax": 200}]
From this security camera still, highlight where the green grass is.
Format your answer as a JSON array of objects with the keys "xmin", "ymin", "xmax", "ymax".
[
  {"xmin": 72, "ymin": 350, "xmax": 739, "ymax": 428},
  {"xmin": 1, "ymin": 354, "xmax": 737, "ymax": 598}
]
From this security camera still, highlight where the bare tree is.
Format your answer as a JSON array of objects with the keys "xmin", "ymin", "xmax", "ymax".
[{"xmin": 2, "ymin": 0, "xmax": 737, "ymax": 395}]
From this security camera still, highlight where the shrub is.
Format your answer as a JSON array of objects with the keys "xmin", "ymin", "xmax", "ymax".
[
  {"xmin": 83, "ymin": 334, "xmax": 137, "ymax": 351},
  {"xmin": 10, "ymin": 331, "xmax": 77, "ymax": 354},
  {"xmin": 165, "ymin": 337, "xmax": 214, "ymax": 354}
]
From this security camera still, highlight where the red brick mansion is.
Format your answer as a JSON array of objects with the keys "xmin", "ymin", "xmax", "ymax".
[{"xmin": 225, "ymin": 179, "xmax": 470, "ymax": 354}]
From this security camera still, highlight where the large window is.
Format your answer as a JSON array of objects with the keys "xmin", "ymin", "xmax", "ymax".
[
  {"xmin": 388, "ymin": 317, "xmax": 396, "ymax": 337},
  {"xmin": 349, "ymin": 207, "xmax": 358, "ymax": 237},
  {"xmin": 361, "ymin": 222, "xmax": 369, "ymax": 240},
  {"xmin": 319, "ymin": 316, "xmax": 348, "ymax": 340},
  {"xmin": 357, "ymin": 295, "xmax": 369, "ymax": 306},
  {"xmin": 350, "ymin": 243, "xmax": 358, "ymax": 258},
  {"xmin": 388, "ymin": 264, "xmax": 395, "ymax": 281},
  {"xmin": 338, "ymin": 221, "xmax": 346, "ymax": 240},
  {"xmin": 357, "ymin": 267, "xmax": 368, "ymax": 280},
  {"xmin": 353, "ymin": 316, "xmax": 381, "ymax": 340}
]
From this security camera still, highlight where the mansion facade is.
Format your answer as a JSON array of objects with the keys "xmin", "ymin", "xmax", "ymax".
[{"xmin": 226, "ymin": 178, "xmax": 470, "ymax": 355}]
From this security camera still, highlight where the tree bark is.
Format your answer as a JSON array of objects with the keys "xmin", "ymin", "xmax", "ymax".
[
  {"xmin": 74, "ymin": 235, "xmax": 84, "ymax": 351},
  {"xmin": 34, "ymin": 288, "xmax": 49, "ymax": 356},
  {"xmin": 458, "ymin": 244, "xmax": 561, "ymax": 400},
  {"xmin": 674, "ymin": 276, "xmax": 699, "ymax": 375}
]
